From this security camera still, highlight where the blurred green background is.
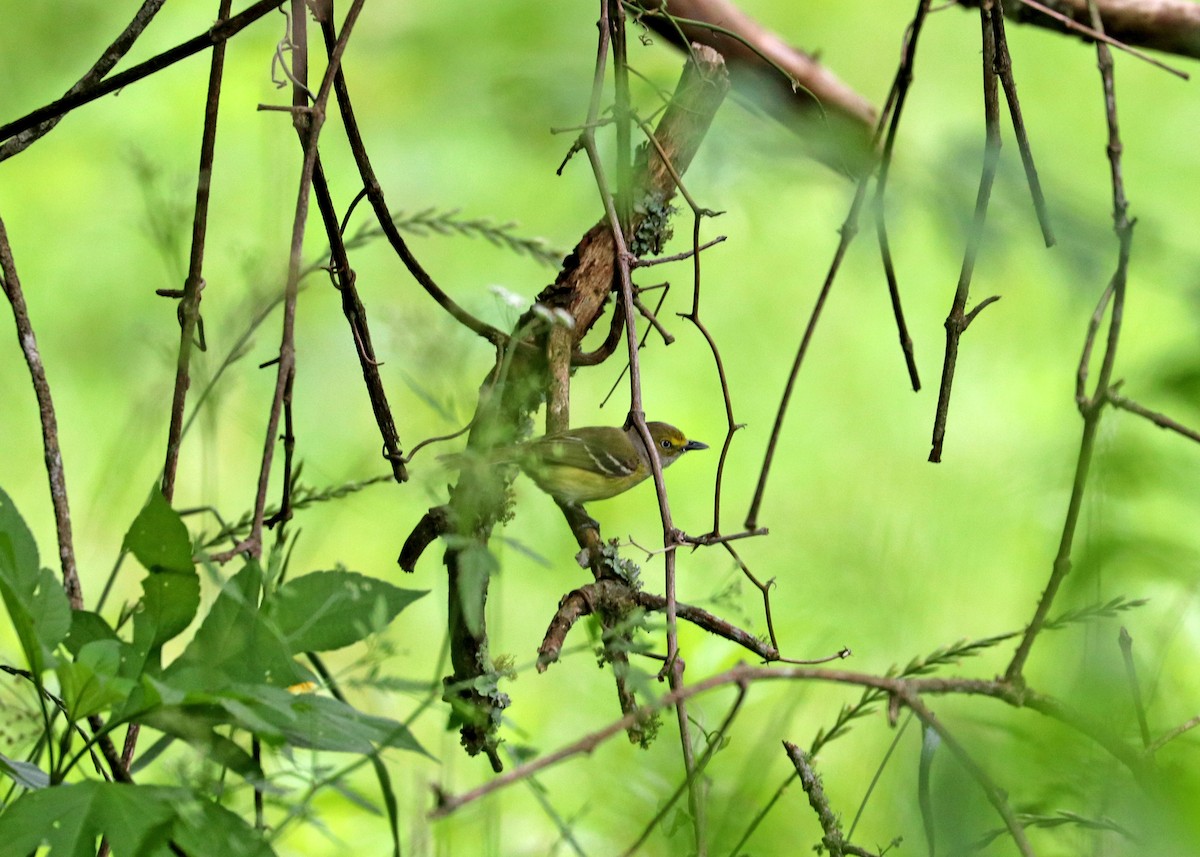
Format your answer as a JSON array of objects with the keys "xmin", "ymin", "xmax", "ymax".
[{"xmin": 2, "ymin": 1, "xmax": 1200, "ymax": 855}]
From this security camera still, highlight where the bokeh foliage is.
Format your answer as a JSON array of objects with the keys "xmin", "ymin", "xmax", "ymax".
[{"xmin": 2, "ymin": 1, "xmax": 1200, "ymax": 855}]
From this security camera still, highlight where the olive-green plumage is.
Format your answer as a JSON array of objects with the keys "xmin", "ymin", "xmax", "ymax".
[{"xmin": 516, "ymin": 422, "xmax": 707, "ymax": 503}]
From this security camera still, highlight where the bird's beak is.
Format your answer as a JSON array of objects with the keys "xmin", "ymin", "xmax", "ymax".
[{"xmin": 685, "ymin": 440, "xmax": 708, "ymax": 451}]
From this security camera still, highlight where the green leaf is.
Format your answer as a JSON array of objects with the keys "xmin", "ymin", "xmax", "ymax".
[
  {"xmin": 162, "ymin": 791, "xmax": 277, "ymax": 857},
  {"xmin": 918, "ymin": 723, "xmax": 940, "ymax": 857},
  {"xmin": 0, "ymin": 780, "xmax": 173, "ymax": 857},
  {"xmin": 164, "ymin": 562, "xmax": 304, "ymax": 691},
  {"xmin": 0, "ymin": 752, "xmax": 48, "ymax": 790},
  {"xmin": 137, "ymin": 695, "xmax": 264, "ymax": 780},
  {"xmin": 123, "ymin": 488, "xmax": 194, "ymax": 574},
  {"xmin": 0, "ymin": 487, "xmax": 70, "ymax": 674},
  {"xmin": 56, "ymin": 640, "xmax": 136, "ymax": 720},
  {"xmin": 265, "ymin": 570, "xmax": 426, "ymax": 653},
  {"xmin": 132, "ymin": 569, "xmax": 201, "ymax": 661},
  {"xmin": 137, "ymin": 683, "xmax": 427, "ymax": 763},
  {"xmin": 0, "ymin": 485, "xmax": 38, "ymax": 578},
  {"xmin": 275, "ymin": 692, "xmax": 429, "ymax": 755},
  {"xmin": 0, "ymin": 782, "xmax": 276, "ymax": 857},
  {"xmin": 63, "ymin": 610, "xmax": 121, "ymax": 656}
]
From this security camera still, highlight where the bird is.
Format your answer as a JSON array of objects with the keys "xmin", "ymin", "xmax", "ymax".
[{"xmin": 514, "ymin": 421, "xmax": 707, "ymax": 504}]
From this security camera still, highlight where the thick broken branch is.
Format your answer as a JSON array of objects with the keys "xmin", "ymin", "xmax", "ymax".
[
  {"xmin": 962, "ymin": 0, "xmax": 1200, "ymax": 60},
  {"xmin": 633, "ymin": 0, "xmax": 875, "ymax": 174}
]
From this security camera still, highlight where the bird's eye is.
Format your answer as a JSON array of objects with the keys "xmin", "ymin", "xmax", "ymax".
[{"xmin": 660, "ymin": 438, "xmax": 672, "ymax": 449}]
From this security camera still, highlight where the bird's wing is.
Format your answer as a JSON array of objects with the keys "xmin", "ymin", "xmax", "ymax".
[{"xmin": 528, "ymin": 429, "xmax": 639, "ymax": 477}]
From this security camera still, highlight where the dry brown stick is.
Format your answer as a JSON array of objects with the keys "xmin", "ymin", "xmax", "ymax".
[
  {"xmin": 872, "ymin": 0, "xmax": 935, "ymax": 396},
  {"xmin": 1107, "ymin": 389, "xmax": 1200, "ymax": 444},
  {"xmin": 320, "ymin": 33, "xmax": 506, "ymax": 349},
  {"xmin": 991, "ymin": 1, "xmax": 1055, "ymax": 247},
  {"xmin": 784, "ymin": 743, "xmax": 880, "ymax": 857},
  {"xmin": 928, "ymin": 1, "xmax": 1004, "ymax": 463},
  {"xmin": 0, "ymin": 0, "xmax": 168, "ymax": 160},
  {"xmin": 0, "ymin": 214, "xmax": 132, "ymax": 788},
  {"xmin": 0, "ymin": 217, "xmax": 82, "ymax": 610},
  {"xmin": 115, "ymin": 0, "xmax": 239, "ymax": 796},
  {"xmin": 162, "ymin": 0, "xmax": 234, "ymax": 502},
  {"xmin": 231, "ymin": 0, "xmax": 366, "ymax": 560},
  {"xmin": 536, "ymin": 580, "xmax": 779, "ymax": 672},
  {"xmin": 306, "ymin": 17, "xmax": 409, "ymax": 483},
  {"xmin": 430, "ymin": 662, "xmax": 1150, "ymax": 819}
]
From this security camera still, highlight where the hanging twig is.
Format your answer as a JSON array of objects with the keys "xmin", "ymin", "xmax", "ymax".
[
  {"xmin": 1005, "ymin": 0, "xmax": 1133, "ymax": 682},
  {"xmin": 928, "ymin": 0, "xmax": 1004, "ymax": 463},
  {"xmin": 161, "ymin": 0, "xmax": 234, "ymax": 502},
  {"xmin": 747, "ymin": 0, "xmax": 936, "ymax": 529}
]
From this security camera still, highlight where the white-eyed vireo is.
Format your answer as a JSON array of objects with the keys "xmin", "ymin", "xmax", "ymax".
[{"xmin": 515, "ymin": 422, "xmax": 707, "ymax": 504}]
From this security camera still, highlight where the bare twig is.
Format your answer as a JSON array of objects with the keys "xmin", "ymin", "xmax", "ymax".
[
  {"xmin": 1147, "ymin": 714, "xmax": 1200, "ymax": 755},
  {"xmin": 0, "ymin": 0, "xmax": 283, "ymax": 146},
  {"xmin": 990, "ymin": 1, "xmax": 1055, "ymax": 246},
  {"xmin": 1005, "ymin": 0, "xmax": 1133, "ymax": 682},
  {"xmin": 322, "ymin": 29, "xmax": 508, "ymax": 348},
  {"xmin": 537, "ymin": 580, "xmax": 780, "ymax": 672},
  {"xmin": 430, "ymin": 662, "xmax": 1149, "ymax": 819},
  {"xmin": 0, "ymin": 217, "xmax": 82, "ymax": 610},
  {"xmin": 238, "ymin": 0, "xmax": 367, "ymax": 559},
  {"xmin": 0, "ymin": 0, "xmax": 168, "ymax": 160},
  {"xmin": 162, "ymin": 0, "xmax": 234, "ymax": 502},
  {"xmin": 928, "ymin": 0, "xmax": 1004, "ymax": 463},
  {"xmin": 871, "ymin": 0, "xmax": 935, "ymax": 394},
  {"xmin": 1107, "ymin": 390, "xmax": 1200, "ymax": 444},
  {"xmin": 747, "ymin": 0, "xmax": 936, "ymax": 528},
  {"xmin": 785, "ymin": 742, "xmax": 880, "ymax": 857}
]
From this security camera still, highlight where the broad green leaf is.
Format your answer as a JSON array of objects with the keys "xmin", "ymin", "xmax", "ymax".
[
  {"xmin": 132, "ymin": 569, "xmax": 201, "ymax": 664},
  {"xmin": 0, "ymin": 486, "xmax": 38, "ymax": 580},
  {"xmin": 159, "ymin": 791, "xmax": 277, "ymax": 857},
  {"xmin": 0, "ymin": 574, "xmax": 69, "ymax": 678},
  {"xmin": 282, "ymin": 693, "xmax": 428, "ymax": 755},
  {"xmin": 56, "ymin": 640, "xmax": 136, "ymax": 720},
  {"xmin": 265, "ymin": 570, "xmax": 426, "ymax": 653},
  {"xmin": 63, "ymin": 610, "xmax": 120, "ymax": 656},
  {"xmin": 164, "ymin": 561, "xmax": 302, "ymax": 686},
  {"xmin": 137, "ymin": 702, "xmax": 263, "ymax": 780},
  {"xmin": 0, "ymin": 752, "xmax": 48, "ymax": 790},
  {"xmin": 0, "ymin": 782, "xmax": 275, "ymax": 857},
  {"xmin": 135, "ymin": 683, "xmax": 427, "ymax": 759},
  {"xmin": 0, "ymin": 487, "xmax": 70, "ymax": 674},
  {"xmin": 0, "ymin": 780, "xmax": 173, "ymax": 857},
  {"xmin": 165, "ymin": 562, "xmax": 303, "ymax": 691},
  {"xmin": 122, "ymin": 488, "xmax": 193, "ymax": 574}
]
